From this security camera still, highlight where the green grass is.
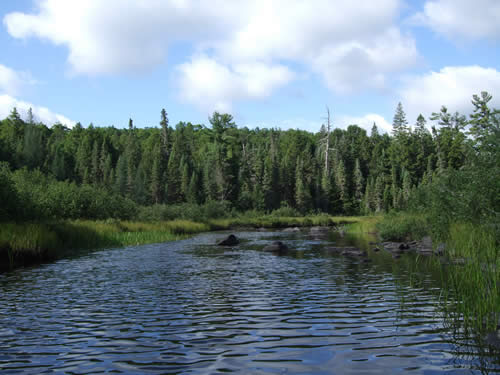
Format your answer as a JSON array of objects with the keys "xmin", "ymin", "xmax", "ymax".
[
  {"xmin": 0, "ymin": 219, "xmax": 207, "ymax": 270},
  {"xmin": 345, "ymin": 216, "xmax": 382, "ymax": 234},
  {"xmin": 377, "ymin": 212, "xmax": 500, "ymax": 335},
  {"xmin": 1, "ymin": 214, "xmax": 358, "ymax": 270},
  {"xmin": 439, "ymin": 222, "xmax": 499, "ymax": 334},
  {"xmin": 209, "ymin": 214, "xmax": 366, "ymax": 230},
  {"xmin": 376, "ymin": 213, "xmax": 429, "ymax": 241}
]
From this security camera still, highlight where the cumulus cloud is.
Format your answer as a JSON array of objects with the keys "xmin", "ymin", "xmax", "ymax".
[
  {"xmin": 3, "ymin": 0, "xmax": 242, "ymax": 75},
  {"xmin": 0, "ymin": 94, "xmax": 75, "ymax": 127},
  {"xmin": 337, "ymin": 113, "xmax": 392, "ymax": 133},
  {"xmin": 413, "ymin": 0, "xmax": 500, "ymax": 40},
  {"xmin": 4, "ymin": 0, "xmax": 417, "ymax": 110},
  {"xmin": 0, "ymin": 63, "xmax": 74, "ymax": 126},
  {"xmin": 0, "ymin": 64, "xmax": 36, "ymax": 96},
  {"xmin": 177, "ymin": 56, "xmax": 294, "ymax": 112},
  {"xmin": 399, "ymin": 66, "xmax": 500, "ymax": 124}
]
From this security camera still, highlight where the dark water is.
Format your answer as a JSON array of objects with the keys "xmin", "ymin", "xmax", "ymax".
[{"xmin": 0, "ymin": 229, "xmax": 499, "ymax": 374}]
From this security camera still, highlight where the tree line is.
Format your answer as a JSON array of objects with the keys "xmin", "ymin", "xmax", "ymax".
[{"xmin": 0, "ymin": 93, "xmax": 498, "ymax": 225}]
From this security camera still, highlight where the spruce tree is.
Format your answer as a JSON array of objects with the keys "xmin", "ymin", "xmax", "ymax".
[{"xmin": 392, "ymin": 102, "xmax": 409, "ymax": 136}]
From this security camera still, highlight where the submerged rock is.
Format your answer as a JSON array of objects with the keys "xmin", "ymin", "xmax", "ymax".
[
  {"xmin": 310, "ymin": 226, "xmax": 329, "ymax": 233},
  {"xmin": 325, "ymin": 246, "xmax": 367, "ymax": 257},
  {"xmin": 283, "ymin": 227, "xmax": 301, "ymax": 232},
  {"xmin": 263, "ymin": 241, "xmax": 289, "ymax": 254},
  {"xmin": 341, "ymin": 249, "xmax": 367, "ymax": 257},
  {"xmin": 217, "ymin": 234, "xmax": 239, "ymax": 246}
]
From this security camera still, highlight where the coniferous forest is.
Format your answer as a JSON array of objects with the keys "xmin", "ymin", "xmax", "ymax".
[{"xmin": 0, "ymin": 92, "xmax": 498, "ymax": 239}]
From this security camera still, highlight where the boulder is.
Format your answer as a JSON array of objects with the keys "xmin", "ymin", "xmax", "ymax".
[
  {"xmin": 398, "ymin": 243, "xmax": 410, "ymax": 250},
  {"xmin": 263, "ymin": 241, "xmax": 289, "ymax": 253},
  {"xmin": 217, "ymin": 234, "xmax": 239, "ymax": 246}
]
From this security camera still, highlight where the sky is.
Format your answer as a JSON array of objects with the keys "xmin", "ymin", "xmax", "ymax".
[{"xmin": 0, "ymin": 0, "xmax": 499, "ymax": 133}]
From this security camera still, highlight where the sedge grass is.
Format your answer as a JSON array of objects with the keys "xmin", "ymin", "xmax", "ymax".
[{"xmin": 0, "ymin": 219, "xmax": 209, "ymax": 270}]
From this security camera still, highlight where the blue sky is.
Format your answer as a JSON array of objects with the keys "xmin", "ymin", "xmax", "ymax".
[{"xmin": 0, "ymin": 0, "xmax": 499, "ymax": 133}]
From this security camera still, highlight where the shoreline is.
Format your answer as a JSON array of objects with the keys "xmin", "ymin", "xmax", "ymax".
[{"xmin": 0, "ymin": 215, "xmax": 373, "ymax": 272}]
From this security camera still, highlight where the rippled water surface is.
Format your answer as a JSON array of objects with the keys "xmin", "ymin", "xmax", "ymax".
[{"xmin": 1, "ymin": 229, "xmax": 499, "ymax": 374}]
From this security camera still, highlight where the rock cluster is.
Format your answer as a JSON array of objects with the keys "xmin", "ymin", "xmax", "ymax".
[{"xmin": 381, "ymin": 236, "xmax": 445, "ymax": 257}]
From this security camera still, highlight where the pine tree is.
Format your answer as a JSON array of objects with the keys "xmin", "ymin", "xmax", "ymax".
[
  {"xmin": 374, "ymin": 175, "xmax": 384, "ymax": 212},
  {"xmin": 334, "ymin": 155, "xmax": 347, "ymax": 205},
  {"xmin": 160, "ymin": 108, "xmax": 169, "ymax": 157},
  {"xmin": 414, "ymin": 114, "xmax": 427, "ymax": 135},
  {"xmin": 91, "ymin": 140, "xmax": 100, "ymax": 184},
  {"xmin": 150, "ymin": 156, "xmax": 161, "ymax": 204},
  {"xmin": 180, "ymin": 160, "xmax": 190, "ymax": 202},
  {"xmin": 27, "ymin": 107, "xmax": 35, "ymax": 125},
  {"xmin": 295, "ymin": 157, "xmax": 311, "ymax": 213},
  {"xmin": 186, "ymin": 172, "xmax": 199, "ymax": 204},
  {"xmin": 353, "ymin": 158, "xmax": 364, "ymax": 206},
  {"xmin": 114, "ymin": 155, "xmax": 128, "ymax": 195},
  {"xmin": 392, "ymin": 102, "xmax": 409, "ymax": 136}
]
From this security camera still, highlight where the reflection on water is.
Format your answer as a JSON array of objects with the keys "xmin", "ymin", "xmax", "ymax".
[{"xmin": 0, "ymin": 229, "xmax": 498, "ymax": 374}]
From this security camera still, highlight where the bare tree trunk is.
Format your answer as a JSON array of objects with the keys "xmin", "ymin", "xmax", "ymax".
[{"xmin": 324, "ymin": 106, "xmax": 331, "ymax": 175}]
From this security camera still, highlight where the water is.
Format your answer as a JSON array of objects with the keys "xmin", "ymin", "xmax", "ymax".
[{"xmin": 0, "ymin": 229, "xmax": 498, "ymax": 374}]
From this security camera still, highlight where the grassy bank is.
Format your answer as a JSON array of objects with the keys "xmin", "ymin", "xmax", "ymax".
[
  {"xmin": 0, "ymin": 219, "xmax": 209, "ymax": 270},
  {"xmin": 0, "ymin": 214, "xmax": 370, "ymax": 271},
  {"xmin": 377, "ymin": 213, "xmax": 500, "ymax": 334}
]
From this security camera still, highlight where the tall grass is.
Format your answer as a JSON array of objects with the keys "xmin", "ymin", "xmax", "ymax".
[
  {"xmin": 376, "ymin": 213, "xmax": 429, "ymax": 241},
  {"xmin": 345, "ymin": 216, "xmax": 382, "ymax": 234},
  {"xmin": 377, "ymin": 213, "xmax": 500, "ymax": 336},
  {"xmin": 0, "ymin": 219, "xmax": 207, "ymax": 270},
  {"xmin": 208, "ymin": 214, "xmax": 361, "ymax": 230},
  {"xmin": 439, "ymin": 223, "xmax": 499, "ymax": 334}
]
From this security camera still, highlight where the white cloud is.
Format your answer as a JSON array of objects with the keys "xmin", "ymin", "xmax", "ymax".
[
  {"xmin": 177, "ymin": 56, "xmax": 294, "ymax": 112},
  {"xmin": 3, "ymin": 0, "xmax": 242, "ymax": 75},
  {"xmin": 337, "ymin": 114, "xmax": 392, "ymax": 133},
  {"xmin": 399, "ymin": 66, "xmax": 500, "ymax": 124},
  {"xmin": 0, "ymin": 94, "xmax": 75, "ymax": 127},
  {"xmin": 0, "ymin": 64, "xmax": 35, "ymax": 96},
  {"xmin": 4, "ymin": 0, "xmax": 417, "ymax": 110},
  {"xmin": 413, "ymin": 0, "xmax": 500, "ymax": 40},
  {"xmin": 241, "ymin": 113, "xmax": 391, "ymax": 134}
]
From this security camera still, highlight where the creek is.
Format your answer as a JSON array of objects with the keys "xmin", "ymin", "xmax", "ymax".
[{"xmin": 0, "ymin": 229, "xmax": 498, "ymax": 374}]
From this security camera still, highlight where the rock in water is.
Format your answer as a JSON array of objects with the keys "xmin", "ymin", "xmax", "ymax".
[
  {"xmin": 263, "ymin": 241, "xmax": 289, "ymax": 254},
  {"xmin": 217, "ymin": 234, "xmax": 239, "ymax": 246},
  {"xmin": 283, "ymin": 227, "xmax": 301, "ymax": 232}
]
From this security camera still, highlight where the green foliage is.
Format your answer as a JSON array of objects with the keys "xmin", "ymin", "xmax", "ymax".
[
  {"xmin": 0, "ymin": 93, "xmax": 497, "ymax": 223},
  {"xmin": 377, "ymin": 213, "xmax": 429, "ymax": 241}
]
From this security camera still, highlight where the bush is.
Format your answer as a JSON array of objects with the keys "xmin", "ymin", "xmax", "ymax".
[
  {"xmin": 138, "ymin": 201, "xmax": 234, "ymax": 222},
  {"xmin": 377, "ymin": 213, "xmax": 429, "ymax": 241},
  {"xmin": 0, "ymin": 162, "xmax": 23, "ymax": 221},
  {"xmin": 270, "ymin": 204, "xmax": 300, "ymax": 217}
]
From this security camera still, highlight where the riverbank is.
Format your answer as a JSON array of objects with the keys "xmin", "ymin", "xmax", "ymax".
[
  {"xmin": 376, "ymin": 212, "xmax": 500, "ymax": 334},
  {"xmin": 0, "ymin": 214, "xmax": 374, "ymax": 271}
]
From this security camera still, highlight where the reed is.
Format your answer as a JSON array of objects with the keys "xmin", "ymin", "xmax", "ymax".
[
  {"xmin": 345, "ymin": 216, "xmax": 382, "ymax": 234},
  {"xmin": 0, "ymin": 219, "xmax": 209, "ymax": 270},
  {"xmin": 376, "ymin": 213, "xmax": 429, "ymax": 241},
  {"xmin": 438, "ymin": 223, "xmax": 499, "ymax": 334}
]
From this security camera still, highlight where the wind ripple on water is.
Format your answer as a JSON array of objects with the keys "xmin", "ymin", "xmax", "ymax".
[{"xmin": 0, "ymin": 231, "xmax": 497, "ymax": 374}]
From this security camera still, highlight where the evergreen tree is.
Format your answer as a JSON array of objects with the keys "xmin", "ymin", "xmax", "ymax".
[
  {"xmin": 392, "ymin": 102, "xmax": 409, "ymax": 136},
  {"xmin": 160, "ymin": 108, "xmax": 169, "ymax": 157},
  {"xmin": 353, "ymin": 158, "xmax": 364, "ymax": 206}
]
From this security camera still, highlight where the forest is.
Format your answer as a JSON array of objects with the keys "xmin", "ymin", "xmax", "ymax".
[{"xmin": 0, "ymin": 92, "xmax": 498, "ymax": 240}]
